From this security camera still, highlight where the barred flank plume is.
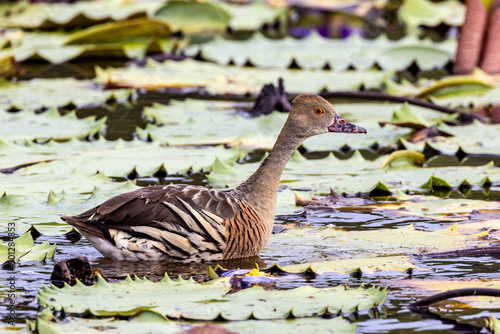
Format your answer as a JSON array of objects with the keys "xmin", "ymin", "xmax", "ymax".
[{"xmin": 223, "ymin": 203, "xmax": 265, "ymax": 260}]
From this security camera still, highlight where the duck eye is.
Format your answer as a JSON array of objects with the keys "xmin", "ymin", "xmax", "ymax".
[
  {"xmin": 339, "ymin": 119, "xmax": 346, "ymax": 124},
  {"xmin": 314, "ymin": 107, "xmax": 325, "ymax": 115}
]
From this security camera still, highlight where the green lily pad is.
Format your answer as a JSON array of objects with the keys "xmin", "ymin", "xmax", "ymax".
[
  {"xmin": 0, "ymin": 138, "xmax": 243, "ymax": 178},
  {"xmin": 386, "ymin": 72, "xmax": 494, "ymax": 101},
  {"xmin": 0, "ymin": 29, "xmax": 177, "ymax": 63},
  {"xmin": 140, "ymin": 99, "xmax": 285, "ymax": 148},
  {"xmin": 0, "ymin": 179, "xmax": 140, "ymax": 236},
  {"xmin": 0, "ymin": 108, "xmax": 106, "ymax": 143},
  {"xmin": 154, "ymin": 1, "xmax": 230, "ymax": 33},
  {"xmin": 141, "ymin": 101, "xmax": 426, "ymax": 151},
  {"xmin": 38, "ymin": 275, "xmax": 386, "ymax": 319},
  {"xmin": 0, "ymin": 1, "xmax": 164, "ymax": 29},
  {"xmin": 399, "ymin": 0, "xmax": 465, "ymax": 29},
  {"xmin": 262, "ymin": 224, "xmax": 493, "ymax": 263},
  {"xmin": 388, "ymin": 103, "xmax": 432, "ymax": 129},
  {"xmin": 0, "ymin": 78, "xmax": 131, "ymax": 112},
  {"xmin": 95, "ymin": 58, "xmax": 389, "ymax": 95},
  {"xmin": 65, "ymin": 18, "xmax": 171, "ymax": 44},
  {"xmin": 267, "ymin": 255, "xmax": 427, "ymax": 275},
  {"xmin": 380, "ymin": 150, "xmax": 425, "ymax": 168},
  {"xmin": 372, "ymin": 198, "xmax": 500, "ymax": 221},
  {"xmin": 187, "ymin": 33, "xmax": 455, "ymax": 71},
  {"xmin": 400, "ymin": 121, "xmax": 500, "ymax": 156},
  {"xmin": 35, "ymin": 308, "xmax": 356, "ymax": 334},
  {"xmin": 221, "ymin": 1, "xmax": 287, "ymax": 32},
  {"xmin": 0, "ymin": 232, "xmax": 55, "ymax": 264},
  {"xmin": 207, "ymin": 148, "xmax": 500, "ymax": 193},
  {"xmin": 487, "ymin": 315, "xmax": 500, "ymax": 333},
  {"xmin": 0, "ymin": 53, "xmax": 17, "ymax": 77}
]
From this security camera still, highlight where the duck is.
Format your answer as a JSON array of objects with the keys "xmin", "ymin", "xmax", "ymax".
[{"xmin": 62, "ymin": 94, "xmax": 366, "ymax": 262}]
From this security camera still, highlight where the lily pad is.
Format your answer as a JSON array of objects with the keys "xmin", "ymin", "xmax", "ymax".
[
  {"xmin": 0, "ymin": 78, "xmax": 131, "ymax": 112},
  {"xmin": 35, "ymin": 309, "xmax": 356, "ymax": 334},
  {"xmin": 207, "ymin": 149, "xmax": 500, "ymax": 193},
  {"xmin": 95, "ymin": 58, "xmax": 389, "ymax": 95},
  {"xmin": 0, "ymin": 138, "xmax": 243, "ymax": 177},
  {"xmin": 401, "ymin": 121, "xmax": 500, "ymax": 156},
  {"xmin": 262, "ymin": 224, "xmax": 493, "ymax": 263},
  {"xmin": 0, "ymin": 108, "xmax": 106, "ymax": 143},
  {"xmin": 487, "ymin": 315, "xmax": 500, "ymax": 333},
  {"xmin": 141, "ymin": 99, "xmax": 285, "ymax": 148},
  {"xmin": 0, "ymin": 232, "xmax": 55, "ymax": 264},
  {"xmin": 0, "ymin": 1, "xmax": 164, "ymax": 29},
  {"xmin": 0, "ymin": 179, "xmax": 140, "ymax": 236},
  {"xmin": 38, "ymin": 275, "xmax": 386, "ymax": 319},
  {"xmin": 399, "ymin": 0, "xmax": 465, "ymax": 29},
  {"xmin": 372, "ymin": 198, "xmax": 500, "ymax": 221},
  {"xmin": 186, "ymin": 33, "xmax": 456, "ymax": 71},
  {"xmin": 0, "ymin": 53, "xmax": 17, "ymax": 77},
  {"xmin": 221, "ymin": 1, "xmax": 287, "ymax": 32},
  {"xmin": 154, "ymin": 1, "xmax": 230, "ymax": 33},
  {"xmin": 0, "ymin": 30, "xmax": 176, "ymax": 63},
  {"xmin": 267, "ymin": 255, "xmax": 428, "ymax": 275},
  {"xmin": 386, "ymin": 72, "xmax": 494, "ymax": 100},
  {"xmin": 65, "ymin": 18, "xmax": 171, "ymax": 45},
  {"xmin": 141, "ymin": 101, "xmax": 424, "ymax": 151}
]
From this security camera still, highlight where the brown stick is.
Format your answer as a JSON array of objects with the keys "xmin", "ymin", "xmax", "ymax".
[
  {"xmin": 480, "ymin": 0, "xmax": 500, "ymax": 73},
  {"xmin": 318, "ymin": 91, "xmax": 480, "ymax": 122},
  {"xmin": 409, "ymin": 288, "xmax": 500, "ymax": 311},
  {"xmin": 454, "ymin": 0, "xmax": 488, "ymax": 74}
]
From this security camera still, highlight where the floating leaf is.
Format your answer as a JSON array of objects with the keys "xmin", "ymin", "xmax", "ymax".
[
  {"xmin": 388, "ymin": 103, "xmax": 431, "ymax": 129},
  {"xmin": 0, "ymin": 138, "xmax": 243, "ymax": 178},
  {"xmin": 154, "ymin": 1, "xmax": 230, "ymax": 33},
  {"xmin": 35, "ymin": 308, "xmax": 356, "ymax": 334},
  {"xmin": 268, "ymin": 255, "xmax": 428, "ymax": 275},
  {"xmin": 399, "ymin": 0, "xmax": 465, "ymax": 29},
  {"xmin": 0, "ymin": 232, "xmax": 55, "ymax": 264},
  {"xmin": 221, "ymin": 1, "xmax": 287, "ymax": 31},
  {"xmin": 372, "ymin": 198, "xmax": 500, "ymax": 220},
  {"xmin": 381, "ymin": 150, "xmax": 425, "ymax": 168},
  {"xmin": 141, "ymin": 100, "xmax": 418, "ymax": 151},
  {"xmin": 38, "ymin": 275, "xmax": 386, "ymax": 319},
  {"xmin": 207, "ymin": 147, "xmax": 500, "ymax": 194},
  {"xmin": 65, "ymin": 18, "xmax": 171, "ymax": 44},
  {"xmin": 0, "ymin": 78, "xmax": 131, "ymax": 112},
  {"xmin": 95, "ymin": 58, "xmax": 389, "ymax": 95},
  {"xmin": 0, "ymin": 30, "xmax": 177, "ymax": 63},
  {"xmin": 415, "ymin": 73, "xmax": 494, "ymax": 98},
  {"xmin": 186, "ymin": 33, "xmax": 456, "ymax": 71},
  {"xmin": 0, "ymin": 1, "xmax": 164, "ymax": 29},
  {"xmin": 262, "ymin": 224, "xmax": 493, "ymax": 263},
  {"xmin": 422, "ymin": 175, "xmax": 452, "ymax": 189},
  {"xmin": 141, "ymin": 99, "xmax": 286, "ymax": 148},
  {"xmin": 400, "ymin": 121, "xmax": 500, "ymax": 156},
  {"xmin": 386, "ymin": 72, "xmax": 494, "ymax": 99},
  {"xmin": 487, "ymin": 315, "xmax": 500, "ymax": 333},
  {"xmin": 0, "ymin": 178, "xmax": 140, "ymax": 236},
  {"xmin": 0, "ymin": 108, "xmax": 106, "ymax": 143},
  {"xmin": 0, "ymin": 53, "xmax": 17, "ymax": 77}
]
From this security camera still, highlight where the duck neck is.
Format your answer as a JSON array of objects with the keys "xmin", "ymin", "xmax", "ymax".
[{"xmin": 235, "ymin": 124, "xmax": 304, "ymax": 218}]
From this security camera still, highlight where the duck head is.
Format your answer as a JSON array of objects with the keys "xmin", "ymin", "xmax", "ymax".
[{"xmin": 287, "ymin": 94, "xmax": 367, "ymax": 138}]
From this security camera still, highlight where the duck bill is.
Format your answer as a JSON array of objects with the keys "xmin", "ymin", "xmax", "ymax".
[{"xmin": 328, "ymin": 116, "xmax": 367, "ymax": 134}]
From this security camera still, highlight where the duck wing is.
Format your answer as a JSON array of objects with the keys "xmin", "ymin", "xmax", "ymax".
[{"xmin": 62, "ymin": 184, "xmax": 247, "ymax": 260}]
